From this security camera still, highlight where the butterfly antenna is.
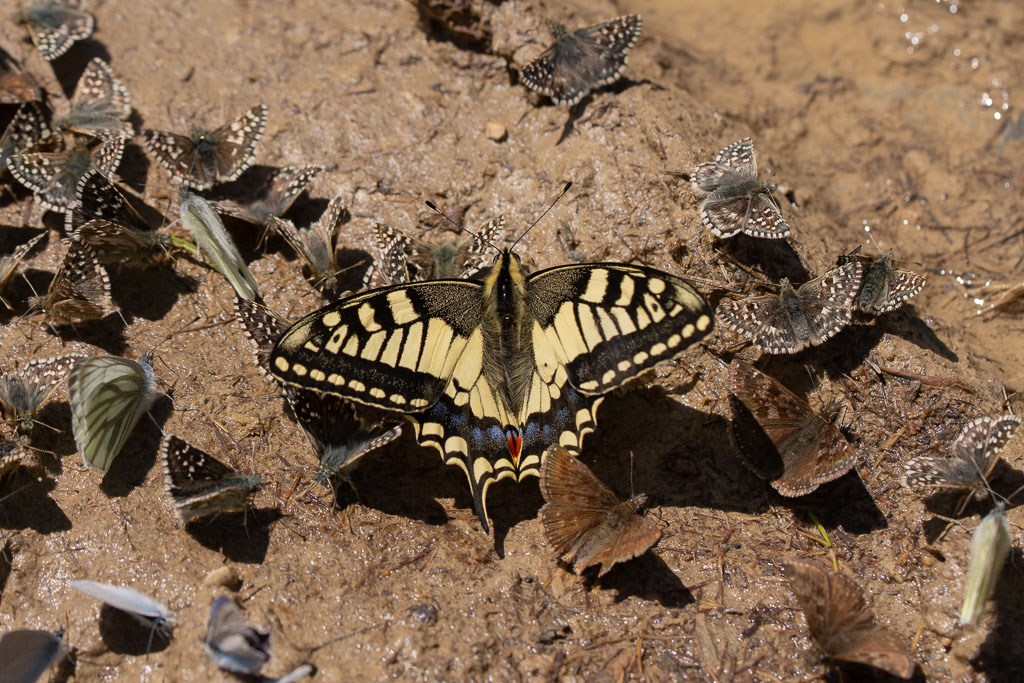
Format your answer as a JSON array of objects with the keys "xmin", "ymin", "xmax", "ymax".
[
  {"xmin": 509, "ymin": 181, "xmax": 573, "ymax": 251},
  {"xmin": 423, "ymin": 201, "xmax": 500, "ymax": 253}
]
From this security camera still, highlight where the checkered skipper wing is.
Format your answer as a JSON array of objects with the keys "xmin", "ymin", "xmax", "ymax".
[
  {"xmin": 211, "ymin": 164, "xmax": 320, "ymax": 225},
  {"xmin": 372, "ymin": 223, "xmax": 411, "ymax": 285},
  {"xmin": 234, "ymin": 295, "xmax": 289, "ymax": 377},
  {"xmin": 0, "ymin": 102, "xmax": 50, "ymax": 168},
  {"xmin": 520, "ymin": 14, "xmax": 642, "ymax": 106},
  {"xmin": 21, "ymin": 0, "xmax": 95, "ymax": 61},
  {"xmin": 459, "ymin": 215, "xmax": 504, "ymax": 277},
  {"xmin": 0, "ymin": 353, "xmax": 84, "ymax": 431},
  {"xmin": 65, "ymin": 57, "xmax": 133, "ymax": 140},
  {"xmin": 8, "ymin": 135, "xmax": 123, "ymax": 211},
  {"xmin": 716, "ymin": 291, "xmax": 790, "ymax": 347},
  {"xmin": 693, "ymin": 138, "xmax": 758, "ymax": 193},
  {"xmin": 794, "ymin": 261, "xmax": 863, "ymax": 345},
  {"xmin": 0, "ymin": 233, "xmax": 45, "ymax": 298},
  {"xmin": 852, "ymin": 253, "xmax": 926, "ymax": 314},
  {"xmin": 66, "ymin": 170, "xmax": 154, "ymax": 233},
  {"xmin": 143, "ymin": 105, "xmax": 266, "ymax": 190},
  {"xmin": 31, "ymin": 239, "xmax": 114, "ymax": 324},
  {"xmin": 160, "ymin": 434, "xmax": 261, "ymax": 521},
  {"xmin": 952, "ymin": 415, "xmax": 1020, "ymax": 475}
]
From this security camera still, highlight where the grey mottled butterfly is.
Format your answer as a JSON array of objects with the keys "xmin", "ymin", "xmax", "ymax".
[
  {"xmin": 8, "ymin": 133, "xmax": 123, "ymax": 211},
  {"xmin": 202, "ymin": 596, "xmax": 271, "ymax": 676},
  {"xmin": 837, "ymin": 249, "xmax": 926, "ymax": 315},
  {"xmin": 67, "ymin": 354, "xmax": 160, "ymax": 472},
  {"xmin": 782, "ymin": 558, "xmax": 914, "ymax": 678},
  {"xmin": 143, "ymin": 105, "xmax": 267, "ymax": 190},
  {"xmin": 180, "ymin": 193, "xmax": 261, "ymax": 300},
  {"xmin": 0, "ymin": 232, "xmax": 45, "ymax": 310},
  {"xmin": 716, "ymin": 261, "xmax": 862, "ymax": 354},
  {"xmin": 0, "ymin": 354, "xmax": 85, "ymax": 434},
  {"xmin": 1, "ymin": 102, "xmax": 51, "ymax": 173},
  {"xmin": 14, "ymin": 0, "xmax": 94, "ymax": 61},
  {"xmin": 519, "ymin": 14, "xmax": 642, "ymax": 106},
  {"xmin": 692, "ymin": 138, "xmax": 791, "ymax": 239},
  {"xmin": 372, "ymin": 216, "xmax": 505, "ymax": 285},
  {"xmin": 210, "ymin": 164, "xmax": 321, "ymax": 227},
  {"xmin": 159, "ymin": 434, "xmax": 263, "ymax": 522},
  {"xmin": 902, "ymin": 414, "xmax": 1020, "ymax": 499},
  {"xmin": 273, "ymin": 196, "xmax": 369, "ymax": 296},
  {"xmin": 28, "ymin": 239, "xmax": 115, "ymax": 326},
  {"xmin": 59, "ymin": 57, "xmax": 133, "ymax": 140}
]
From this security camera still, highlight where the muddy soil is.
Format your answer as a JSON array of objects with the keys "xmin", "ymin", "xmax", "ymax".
[{"xmin": 1, "ymin": 0, "xmax": 1023, "ymax": 680}]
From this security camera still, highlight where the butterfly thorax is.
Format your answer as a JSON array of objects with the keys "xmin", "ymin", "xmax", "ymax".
[
  {"xmin": 710, "ymin": 173, "xmax": 772, "ymax": 200},
  {"xmin": 480, "ymin": 250, "xmax": 534, "ymax": 455},
  {"xmin": 856, "ymin": 253, "xmax": 893, "ymax": 311}
]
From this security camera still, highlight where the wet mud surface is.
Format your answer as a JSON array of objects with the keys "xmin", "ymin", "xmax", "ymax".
[{"xmin": 1, "ymin": 0, "xmax": 1023, "ymax": 680}]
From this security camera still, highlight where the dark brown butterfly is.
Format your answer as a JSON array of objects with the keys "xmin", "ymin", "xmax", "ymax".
[
  {"xmin": 782, "ymin": 558, "xmax": 915, "ymax": 678},
  {"xmin": 728, "ymin": 359, "xmax": 855, "ymax": 496},
  {"xmin": 539, "ymin": 445, "xmax": 661, "ymax": 576},
  {"xmin": 0, "ymin": 50, "xmax": 41, "ymax": 104}
]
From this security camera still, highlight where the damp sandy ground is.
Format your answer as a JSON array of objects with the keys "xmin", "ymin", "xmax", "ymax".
[{"xmin": 1, "ymin": 0, "xmax": 1023, "ymax": 680}]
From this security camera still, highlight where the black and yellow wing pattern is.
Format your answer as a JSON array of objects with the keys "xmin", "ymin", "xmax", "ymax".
[{"xmin": 270, "ymin": 250, "xmax": 713, "ymax": 531}]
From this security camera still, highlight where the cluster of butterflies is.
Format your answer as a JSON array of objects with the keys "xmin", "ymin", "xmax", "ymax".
[
  {"xmin": 0, "ymin": 580, "xmax": 313, "ymax": 682},
  {"xmin": 1, "ymin": 4, "xmax": 1021, "ymax": 682}
]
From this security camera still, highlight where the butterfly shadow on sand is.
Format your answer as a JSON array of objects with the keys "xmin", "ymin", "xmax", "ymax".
[
  {"xmin": 183, "ymin": 508, "xmax": 283, "ymax": 564},
  {"xmin": 0, "ymin": 469, "xmax": 71, "ymax": 534},
  {"xmin": 96, "ymin": 604, "xmax": 172, "ymax": 656}
]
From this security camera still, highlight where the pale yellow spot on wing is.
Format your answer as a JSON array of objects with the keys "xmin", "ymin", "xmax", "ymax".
[
  {"xmin": 379, "ymin": 328, "xmax": 403, "ymax": 367},
  {"xmin": 410, "ymin": 398, "xmax": 430, "ymax": 408},
  {"xmin": 633, "ymin": 351, "xmax": 649, "ymax": 365},
  {"xmin": 369, "ymin": 387, "xmax": 386, "ymax": 399},
  {"xmin": 578, "ymin": 305, "xmax": 603, "ymax": 351},
  {"xmin": 645, "ymin": 293, "xmax": 666, "ymax": 322},
  {"xmin": 553, "ymin": 302, "xmax": 587, "ymax": 361},
  {"xmin": 519, "ymin": 453, "xmax": 540, "ymax": 474},
  {"xmin": 615, "ymin": 275, "xmax": 635, "ymax": 306},
  {"xmin": 387, "ymin": 290, "xmax": 418, "ymax": 325},
  {"xmin": 612, "ymin": 308, "xmax": 636, "ymax": 334},
  {"xmin": 399, "ymin": 321, "xmax": 423, "ymax": 370},
  {"xmin": 321, "ymin": 311, "xmax": 341, "ymax": 328},
  {"xmin": 303, "ymin": 341, "xmax": 321, "ymax": 353},
  {"xmin": 390, "ymin": 394, "xmax": 406, "ymax": 405},
  {"xmin": 361, "ymin": 330, "xmax": 386, "ymax": 361},
  {"xmin": 325, "ymin": 325, "xmax": 347, "ymax": 354},
  {"xmin": 651, "ymin": 342, "xmax": 667, "ymax": 356},
  {"xmin": 472, "ymin": 455, "xmax": 493, "ymax": 482},
  {"xmin": 342, "ymin": 335, "xmax": 359, "ymax": 356},
  {"xmin": 617, "ymin": 359, "xmax": 631, "ymax": 372},
  {"xmin": 580, "ymin": 269, "xmax": 609, "ymax": 303},
  {"xmin": 648, "ymin": 278, "xmax": 666, "ymax": 294},
  {"xmin": 292, "ymin": 363, "xmax": 307, "ymax": 377},
  {"xmin": 348, "ymin": 379, "xmax": 365, "ymax": 392},
  {"xmin": 274, "ymin": 357, "xmax": 290, "ymax": 372},
  {"xmin": 576, "ymin": 407, "xmax": 594, "ymax": 429},
  {"xmin": 358, "ymin": 302, "xmax": 381, "ymax": 332},
  {"xmin": 446, "ymin": 436, "xmax": 468, "ymax": 458},
  {"xmin": 559, "ymin": 431, "xmax": 579, "ymax": 448},
  {"xmin": 531, "ymin": 322, "xmax": 559, "ymax": 382},
  {"xmin": 697, "ymin": 314, "xmax": 712, "ymax": 331},
  {"xmin": 310, "ymin": 369, "xmax": 326, "ymax": 382},
  {"xmin": 580, "ymin": 380, "xmax": 599, "ymax": 392},
  {"xmin": 635, "ymin": 307, "xmax": 651, "ymax": 329},
  {"xmin": 328, "ymin": 373, "xmax": 344, "ymax": 385},
  {"xmin": 597, "ymin": 307, "xmax": 619, "ymax": 339},
  {"xmin": 602, "ymin": 369, "xmax": 616, "ymax": 385},
  {"xmin": 422, "ymin": 422, "xmax": 444, "ymax": 438}
]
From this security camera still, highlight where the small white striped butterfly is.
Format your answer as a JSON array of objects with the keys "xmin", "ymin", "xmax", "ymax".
[{"xmin": 180, "ymin": 193, "xmax": 260, "ymax": 301}]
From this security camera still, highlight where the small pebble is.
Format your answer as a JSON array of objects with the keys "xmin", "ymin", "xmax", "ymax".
[{"xmin": 485, "ymin": 122, "xmax": 507, "ymax": 142}]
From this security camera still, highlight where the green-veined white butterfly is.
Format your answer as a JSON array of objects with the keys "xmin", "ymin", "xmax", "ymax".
[
  {"xmin": 180, "ymin": 193, "xmax": 261, "ymax": 301},
  {"xmin": 68, "ymin": 354, "xmax": 160, "ymax": 472}
]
